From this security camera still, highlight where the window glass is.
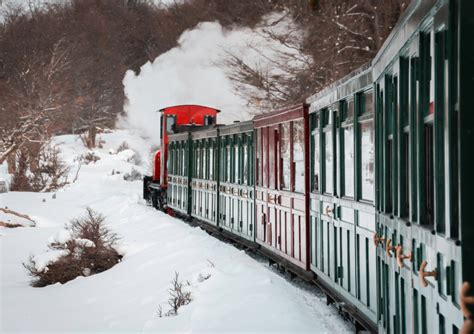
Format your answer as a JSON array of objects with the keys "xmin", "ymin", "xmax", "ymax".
[
  {"xmin": 293, "ymin": 120, "xmax": 305, "ymax": 193},
  {"xmin": 235, "ymin": 143, "xmax": 239, "ymax": 183},
  {"xmin": 209, "ymin": 144, "xmax": 214, "ymax": 180},
  {"xmin": 166, "ymin": 115, "xmax": 176, "ymax": 134},
  {"xmin": 182, "ymin": 146, "xmax": 186, "ymax": 176},
  {"xmin": 256, "ymin": 129, "xmax": 261, "ymax": 186},
  {"xmin": 344, "ymin": 125, "xmax": 354, "ymax": 197},
  {"xmin": 226, "ymin": 142, "xmax": 231, "ymax": 182},
  {"xmin": 313, "ymin": 129, "xmax": 320, "ymax": 192},
  {"xmin": 167, "ymin": 148, "xmax": 172, "ymax": 174},
  {"xmin": 360, "ymin": 120, "xmax": 375, "ymax": 201},
  {"xmin": 263, "ymin": 128, "xmax": 268, "ymax": 187},
  {"xmin": 243, "ymin": 143, "xmax": 248, "ymax": 185},
  {"xmin": 364, "ymin": 92, "xmax": 374, "ymax": 115},
  {"xmin": 325, "ymin": 132, "xmax": 333, "ymax": 194},
  {"xmin": 203, "ymin": 145, "xmax": 207, "ymax": 179},
  {"xmin": 196, "ymin": 147, "xmax": 200, "ymax": 178},
  {"xmin": 347, "ymin": 99, "xmax": 355, "ymax": 118},
  {"xmin": 280, "ymin": 123, "xmax": 291, "ymax": 189}
]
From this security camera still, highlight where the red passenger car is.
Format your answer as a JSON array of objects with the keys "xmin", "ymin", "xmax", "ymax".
[
  {"xmin": 144, "ymin": 105, "xmax": 219, "ymax": 209},
  {"xmin": 254, "ymin": 104, "xmax": 310, "ymax": 270}
]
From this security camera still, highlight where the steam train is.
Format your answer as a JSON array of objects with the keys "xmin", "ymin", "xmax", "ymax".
[{"xmin": 143, "ymin": 1, "xmax": 474, "ymax": 332}]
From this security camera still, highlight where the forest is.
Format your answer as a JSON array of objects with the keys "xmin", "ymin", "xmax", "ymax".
[{"xmin": 0, "ymin": 0, "xmax": 407, "ymax": 191}]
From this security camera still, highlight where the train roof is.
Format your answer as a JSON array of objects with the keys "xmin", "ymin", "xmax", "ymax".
[
  {"xmin": 253, "ymin": 104, "xmax": 307, "ymax": 128},
  {"xmin": 159, "ymin": 104, "xmax": 221, "ymax": 113}
]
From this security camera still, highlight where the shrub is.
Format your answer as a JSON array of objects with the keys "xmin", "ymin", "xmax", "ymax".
[
  {"xmin": 82, "ymin": 151, "xmax": 100, "ymax": 164},
  {"xmin": 123, "ymin": 168, "xmax": 142, "ymax": 182},
  {"xmin": 157, "ymin": 272, "xmax": 192, "ymax": 317},
  {"xmin": 23, "ymin": 208, "xmax": 122, "ymax": 287},
  {"xmin": 116, "ymin": 141, "xmax": 130, "ymax": 153},
  {"xmin": 10, "ymin": 144, "xmax": 70, "ymax": 192}
]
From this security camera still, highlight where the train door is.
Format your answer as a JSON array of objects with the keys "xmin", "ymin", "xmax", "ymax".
[
  {"xmin": 309, "ymin": 112, "xmax": 321, "ymax": 272},
  {"xmin": 226, "ymin": 136, "xmax": 233, "ymax": 229},
  {"xmin": 321, "ymin": 108, "xmax": 336, "ymax": 280},
  {"xmin": 267, "ymin": 125, "xmax": 280, "ymax": 246}
]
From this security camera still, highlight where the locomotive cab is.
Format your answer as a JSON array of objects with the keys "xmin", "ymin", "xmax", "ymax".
[{"xmin": 143, "ymin": 105, "xmax": 219, "ymax": 210}]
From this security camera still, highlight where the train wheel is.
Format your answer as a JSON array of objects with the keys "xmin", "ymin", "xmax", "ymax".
[{"xmin": 151, "ymin": 190, "xmax": 159, "ymax": 210}]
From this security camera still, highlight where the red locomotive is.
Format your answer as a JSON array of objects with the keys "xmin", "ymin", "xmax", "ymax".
[{"xmin": 143, "ymin": 105, "xmax": 219, "ymax": 210}]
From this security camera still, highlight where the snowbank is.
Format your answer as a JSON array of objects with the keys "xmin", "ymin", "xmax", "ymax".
[{"xmin": 0, "ymin": 130, "xmax": 351, "ymax": 332}]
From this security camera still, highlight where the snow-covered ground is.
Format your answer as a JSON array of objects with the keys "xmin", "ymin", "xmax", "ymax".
[{"xmin": 0, "ymin": 130, "xmax": 351, "ymax": 333}]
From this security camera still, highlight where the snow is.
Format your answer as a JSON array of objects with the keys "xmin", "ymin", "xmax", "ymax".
[
  {"xmin": 0, "ymin": 162, "xmax": 11, "ymax": 191},
  {"xmin": 31, "ymin": 248, "xmax": 70, "ymax": 273},
  {"xmin": 0, "ymin": 209, "xmax": 35, "ymax": 227},
  {"xmin": 0, "ymin": 130, "xmax": 352, "ymax": 332}
]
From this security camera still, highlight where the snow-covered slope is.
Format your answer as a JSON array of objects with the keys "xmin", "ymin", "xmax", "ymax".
[{"xmin": 0, "ymin": 130, "xmax": 351, "ymax": 333}]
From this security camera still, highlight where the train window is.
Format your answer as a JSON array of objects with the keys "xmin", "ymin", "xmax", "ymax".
[
  {"xmin": 448, "ymin": 0, "xmax": 459, "ymax": 240},
  {"xmin": 195, "ymin": 146, "xmax": 199, "ymax": 178},
  {"xmin": 226, "ymin": 140, "xmax": 231, "ymax": 182},
  {"xmin": 424, "ymin": 124, "xmax": 434, "ymax": 227},
  {"xmin": 203, "ymin": 144, "xmax": 208, "ymax": 180},
  {"xmin": 323, "ymin": 109, "xmax": 333, "ymax": 194},
  {"xmin": 270, "ymin": 128, "xmax": 278, "ymax": 189},
  {"xmin": 414, "ymin": 289, "xmax": 419, "ymax": 334},
  {"xmin": 209, "ymin": 143, "xmax": 214, "ymax": 180},
  {"xmin": 324, "ymin": 129, "xmax": 333, "ymax": 194},
  {"xmin": 166, "ymin": 115, "xmax": 176, "ymax": 134},
  {"xmin": 243, "ymin": 140, "xmax": 248, "ymax": 185},
  {"xmin": 182, "ymin": 145, "xmax": 186, "ymax": 176},
  {"xmin": 311, "ymin": 114, "xmax": 320, "ymax": 192},
  {"xmin": 399, "ymin": 57, "xmax": 410, "ymax": 218},
  {"xmin": 280, "ymin": 122, "xmax": 291, "ymax": 190},
  {"xmin": 234, "ymin": 138, "xmax": 240, "ymax": 183},
  {"xmin": 263, "ymin": 127, "xmax": 269, "ymax": 187},
  {"xmin": 421, "ymin": 295, "xmax": 427, "ymax": 334},
  {"xmin": 410, "ymin": 57, "xmax": 419, "ymax": 222},
  {"xmin": 384, "ymin": 75, "xmax": 397, "ymax": 214},
  {"xmin": 160, "ymin": 115, "xmax": 164, "ymax": 140},
  {"xmin": 256, "ymin": 129, "xmax": 261, "ymax": 186},
  {"xmin": 174, "ymin": 145, "xmax": 177, "ymax": 175},
  {"xmin": 360, "ymin": 92, "xmax": 375, "ymax": 202},
  {"xmin": 201, "ymin": 144, "xmax": 205, "ymax": 179},
  {"xmin": 168, "ymin": 145, "xmax": 172, "ymax": 174},
  {"xmin": 343, "ymin": 100, "xmax": 354, "ymax": 198},
  {"xmin": 293, "ymin": 119, "xmax": 305, "ymax": 193},
  {"xmin": 204, "ymin": 115, "xmax": 214, "ymax": 125},
  {"xmin": 434, "ymin": 29, "xmax": 448, "ymax": 234}
]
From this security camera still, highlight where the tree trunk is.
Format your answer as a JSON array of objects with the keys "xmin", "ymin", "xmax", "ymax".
[
  {"xmin": 87, "ymin": 126, "xmax": 97, "ymax": 149},
  {"xmin": 7, "ymin": 151, "xmax": 16, "ymax": 174}
]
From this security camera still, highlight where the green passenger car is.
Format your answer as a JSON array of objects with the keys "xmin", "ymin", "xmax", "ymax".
[
  {"xmin": 307, "ymin": 64, "xmax": 377, "ymax": 329},
  {"xmin": 218, "ymin": 121, "xmax": 255, "ymax": 241},
  {"xmin": 190, "ymin": 127, "xmax": 219, "ymax": 225},
  {"xmin": 167, "ymin": 131, "xmax": 192, "ymax": 215},
  {"xmin": 306, "ymin": 0, "xmax": 474, "ymax": 332},
  {"xmin": 373, "ymin": 0, "xmax": 468, "ymax": 333}
]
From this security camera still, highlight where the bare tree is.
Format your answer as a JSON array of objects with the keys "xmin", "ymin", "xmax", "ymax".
[{"xmin": 224, "ymin": 0, "xmax": 407, "ymax": 113}]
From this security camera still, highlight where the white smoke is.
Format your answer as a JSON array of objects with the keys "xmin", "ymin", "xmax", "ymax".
[{"xmin": 121, "ymin": 14, "xmax": 304, "ymax": 145}]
